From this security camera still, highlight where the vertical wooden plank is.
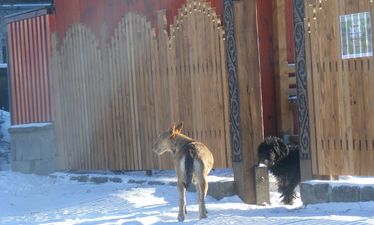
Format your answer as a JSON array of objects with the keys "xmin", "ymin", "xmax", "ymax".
[
  {"xmin": 214, "ymin": 16, "xmax": 226, "ymax": 167},
  {"xmin": 23, "ymin": 19, "xmax": 32, "ymax": 124},
  {"xmin": 45, "ymin": 15, "xmax": 52, "ymax": 122},
  {"xmin": 50, "ymin": 33, "xmax": 63, "ymax": 168},
  {"xmin": 82, "ymin": 26, "xmax": 92, "ymax": 169},
  {"xmin": 78, "ymin": 25, "xmax": 88, "ymax": 169},
  {"xmin": 70, "ymin": 26, "xmax": 80, "ymax": 169},
  {"xmin": 141, "ymin": 18, "xmax": 150, "ymax": 169},
  {"xmin": 305, "ymin": 2, "xmax": 319, "ymax": 176},
  {"xmin": 67, "ymin": 28, "xmax": 76, "ymax": 168},
  {"xmin": 151, "ymin": 24, "xmax": 160, "ymax": 168},
  {"xmin": 129, "ymin": 14, "xmax": 140, "ymax": 169},
  {"xmin": 65, "ymin": 30, "xmax": 76, "ymax": 169},
  {"xmin": 63, "ymin": 29, "xmax": 73, "ymax": 168},
  {"xmin": 124, "ymin": 16, "xmax": 134, "ymax": 170},
  {"xmin": 117, "ymin": 18, "xmax": 126, "ymax": 170},
  {"xmin": 71, "ymin": 26, "xmax": 80, "ymax": 169},
  {"xmin": 216, "ymin": 19, "xmax": 228, "ymax": 168},
  {"xmin": 33, "ymin": 17, "xmax": 41, "ymax": 123},
  {"xmin": 232, "ymin": 0, "xmax": 264, "ymax": 203},
  {"xmin": 107, "ymin": 29, "xmax": 116, "ymax": 169},
  {"xmin": 177, "ymin": 8, "xmax": 185, "ymax": 138},
  {"xmin": 40, "ymin": 16, "xmax": 48, "ymax": 123},
  {"xmin": 95, "ymin": 33, "xmax": 106, "ymax": 169},
  {"xmin": 144, "ymin": 21, "xmax": 153, "ymax": 169},
  {"xmin": 59, "ymin": 32, "xmax": 68, "ymax": 167},
  {"xmin": 112, "ymin": 20, "xmax": 121, "ymax": 169},
  {"xmin": 35, "ymin": 16, "xmax": 42, "ymax": 123},
  {"xmin": 137, "ymin": 17, "xmax": 147, "ymax": 169},
  {"xmin": 8, "ymin": 23, "xmax": 18, "ymax": 124},
  {"xmin": 121, "ymin": 18, "xmax": 134, "ymax": 171},
  {"xmin": 19, "ymin": 20, "xmax": 26, "ymax": 124},
  {"xmin": 27, "ymin": 18, "xmax": 36, "ymax": 123},
  {"xmin": 92, "ymin": 27, "xmax": 102, "ymax": 169},
  {"xmin": 133, "ymin": 14, "xmax": 142, "ymax": 170},
  {"xmin": 123, "ymin": 17, "xmax": 134, "ymax": 170},
  {"xmin": 16, "ymin": 21, "xmax": 24, "ymax": 124},
  {"xmin": 149, "ymin": 29, "xmax": 158, "ymax": 169},
  {"xmin": 220, "ymin": 18, "xmax": 232, "ymax": 168},
  {"xmin": 76, "ymin": 25, "xmax": 87, "ymax": 169},
  {"xmin": 156, "ymin": 10, "xmax": 172, "ymax": 169}
]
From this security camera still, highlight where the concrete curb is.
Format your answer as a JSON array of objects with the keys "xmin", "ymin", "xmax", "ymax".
[{"xmin": 301, "ymin": 182, "xmax": 374, "ymax": 205}]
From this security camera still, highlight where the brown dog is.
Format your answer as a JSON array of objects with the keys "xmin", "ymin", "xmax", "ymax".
[{"xmin": 152, "ymin": 122, "xmax": 214, "ymax": 221}]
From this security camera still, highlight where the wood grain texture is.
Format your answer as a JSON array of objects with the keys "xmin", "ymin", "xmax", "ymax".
[
  {"xmin": 51, "ymin": 0, "xmax": 231, "ymax": 170},
  {"xmin": 306, "ymin": 0, "xmax": 374, "ymax": 176},
  {"xmin": 232, "ymin": 0, "xmax": 264, "ymax": 204},
  {"xmin": 273, "ymin": 0, "xmax": 294, "ymax": 135}
]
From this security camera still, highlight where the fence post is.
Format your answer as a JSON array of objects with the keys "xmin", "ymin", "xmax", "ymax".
[
  {"xmin": 293, "ymin": 0, "xmax": 312, "ymax": 181},
  {"xmin": 224, "ymin": 0, "xmax": 264, "ymax": 204}
]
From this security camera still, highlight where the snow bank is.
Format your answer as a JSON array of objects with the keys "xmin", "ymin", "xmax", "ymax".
[
  {"xmin": 1, "ymin": 170, "xmax": 374, "ymax": 224},
  {"xmin": 0, "ymin": 110, "xmax": 10, "ymax": 142}
]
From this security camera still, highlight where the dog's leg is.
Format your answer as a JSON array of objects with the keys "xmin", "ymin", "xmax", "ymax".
[
  {"xmin": 197, "ymin": 176, "xmax": 208, "ymax": 219},
  {"xmin": 177, "ymin": 181, "xmax": 186, "ymax": 221},
  {"xmin": 281, "ymin": 177, "xmax": 300, "ymax": 205},
  {"xmin": 196, "ymin": 180, "xmax": 208, "ymax": 215}
]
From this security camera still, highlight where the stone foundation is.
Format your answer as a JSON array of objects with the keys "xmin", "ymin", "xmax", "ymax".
[{"xmin": 9, "ymin": 123, "xmax": 56, "ymax": 175}]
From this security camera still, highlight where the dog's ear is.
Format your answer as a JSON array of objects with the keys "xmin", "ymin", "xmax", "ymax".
[
  {"xmin": 169, "ymin": 122, "xmax": 183, "ymax": 138},
  {"xmin": 175, "ymin": 122, "xmax": 183, "ymax": 133}
]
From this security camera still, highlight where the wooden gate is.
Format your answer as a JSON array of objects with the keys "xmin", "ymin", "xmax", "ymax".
[
  {"xmin": 304, "ymin": 0, "xmax": 374, "ymax": 176},
  {"xmin": 51, "ymin": 0, "xmax": 231, "ymax": 170}
]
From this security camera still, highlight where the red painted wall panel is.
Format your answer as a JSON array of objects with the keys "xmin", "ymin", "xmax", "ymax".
[
  {"xmin": 55, "ymin": 0, "xmax": 223, "ymax": 42},
  {"xmin": 8, "ymin": 14, "xmax": 55, "ymax": 125},
  {"xmin": 257, "ymin": 0, "xmax": 277, "ymax": 137}
]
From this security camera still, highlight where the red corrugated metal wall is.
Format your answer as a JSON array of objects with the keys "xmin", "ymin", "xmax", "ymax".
[{"xmin": 7, "ymin": 12, "xmax": 55, "ymax": 125}]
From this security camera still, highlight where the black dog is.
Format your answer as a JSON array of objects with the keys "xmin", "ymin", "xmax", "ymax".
[{"xmin": 257, "ymin": 136, "xmax": 300, "ymax": 205}]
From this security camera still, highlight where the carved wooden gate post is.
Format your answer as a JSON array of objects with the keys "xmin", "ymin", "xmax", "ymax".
[
  {"xmin": 294, "ymin": 0, "xmax": 312, "ymax": 180},
  {"xmin": 224, "ymin": 0, "xmax": 264, "ymax": 204}
]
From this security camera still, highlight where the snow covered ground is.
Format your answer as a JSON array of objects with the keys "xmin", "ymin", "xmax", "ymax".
[
  {"xmin": 1, "ymin": 109, "xmax": 374, "ymax": 224},
  {"xmin": 1, "ymin": 170, "xmax": 374, "ymax": 225}
]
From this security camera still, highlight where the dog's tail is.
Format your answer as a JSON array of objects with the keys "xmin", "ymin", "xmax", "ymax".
[{"xmin": 184, "ymin": 145, "xmax": 195, "ymax": 189}]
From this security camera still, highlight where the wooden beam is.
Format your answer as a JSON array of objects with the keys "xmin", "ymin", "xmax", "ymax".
[
  {"xmin": 293, "ymin": 0, "xmax": 312, "ymax": 180},
  {"xmin": 232, "ymin": 0, "xmax": 264, "ymax": 204}
]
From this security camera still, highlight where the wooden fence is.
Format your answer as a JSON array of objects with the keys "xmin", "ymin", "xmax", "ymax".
[
  {"xmin": 51, "ymin": 1, "xmax": 231, "ymax": 170},
  {"xmin": 305, "ymin": 0, "xmax": 374, "ymax": 176},
  {"xmin": 7, "ymin": 8, "xmax": 54, "ymax": 125}
]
